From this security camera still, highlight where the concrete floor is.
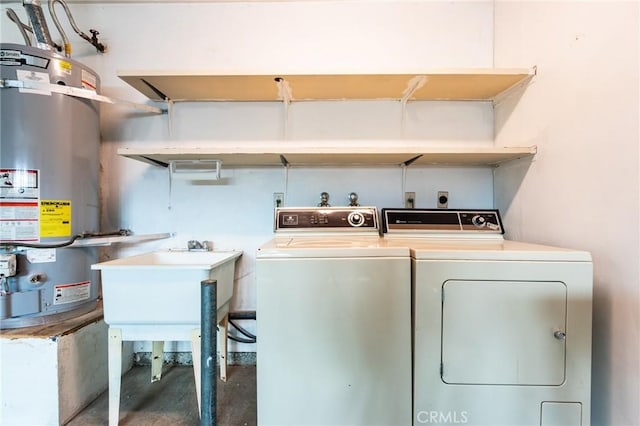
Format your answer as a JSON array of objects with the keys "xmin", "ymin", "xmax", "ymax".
[{"xmin": 66, "ymin": 364, "xmax": 257, "ymax": 425}]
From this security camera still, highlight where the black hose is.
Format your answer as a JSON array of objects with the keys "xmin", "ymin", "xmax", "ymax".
[
  {"xmin": 229, "ymin": 319, "xmax": 257, "ymax": 340},
  {"xmin": 227, "ymin": 332, "xmax": 255, "ymax": 344},
  {"xmin": 229, "ymin": 310, "xmax": 256, "ymax": 320},
  {"xmin": 84, "ymin": 229, "xmax": 132, "ymax": 238}
]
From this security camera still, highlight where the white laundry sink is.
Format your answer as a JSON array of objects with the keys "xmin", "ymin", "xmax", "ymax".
[{"xmin": 92, "ymin": 250, "xmax": 242, "ymax": 326}]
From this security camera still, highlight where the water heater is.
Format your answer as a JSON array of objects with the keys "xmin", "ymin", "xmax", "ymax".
[{"xmin": 0, "ymin": 42, "xmax": 100, "ymax": 328}]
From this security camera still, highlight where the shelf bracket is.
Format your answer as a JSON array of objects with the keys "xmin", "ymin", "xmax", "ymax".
[
  {"xmin": 492, "ymin": 66, "xmax": 537, "ymax": 107},
  {"xmin": 400, "ymin": 162, "xmax": 408, "ymax": 207},
  {"xmin": 279, "ymin": 155, "xmax": 290, "ymax": 167},
  {"xmin": 401, "ymin": 75, "xmax": 427, "ymax": 105},
  {"xmin": 283, "ymin": 161, "xmax": 290, "ymax": 206},
  {"xmin": 167, "ymin": 98, "xmax": 175, "ymax": 137},
  {"xmin": 403, "ymin": 155, "xmax": 423, "ymax": 167},
  {"xmin": 0, "ymin": 78, "xmax": 164, "ymax": 114},
  {"xmin": 400, "ymin": 76, "xmax": 427, "ymax": 137},
  {"xmin": 275, "ymin": 77, "xmax": 292, "ymax": 140}
]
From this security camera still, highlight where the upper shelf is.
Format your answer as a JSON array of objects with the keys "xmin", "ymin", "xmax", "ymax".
[
  {"xmin": 117, "ymin": 144, "xmax": 536, "ymax": 168},
  {"xmin": 117, "ymin": 68, "xmax": 535, "ymax": 102}
]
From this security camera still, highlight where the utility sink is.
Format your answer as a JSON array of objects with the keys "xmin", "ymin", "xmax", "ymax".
[{"xmin": 92, "ymin": 250, "xmax": 242, "ymax": 326}]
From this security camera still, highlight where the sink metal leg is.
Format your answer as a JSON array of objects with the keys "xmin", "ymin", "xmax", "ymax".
[
  {"xmin": 151, "ymin": 341, "xmax": 164, "ymax": 382},
  {"xmin": 218, "ymin": 314, "xmax": 228, "ymax": 382},
  {"xmin": 192, "ymin": 314, "xmax": 227, "ymax": 418},
  {"xmin": 107, "ymin": 327, "xmax": 122, "ymax": 426},
  {"xmin": 201, "ymin": 279, "xmax": 217, "ymax": 426},
  {"xmin": 191, "ymin": 328, "xmax": 202, "ymax": 416}
]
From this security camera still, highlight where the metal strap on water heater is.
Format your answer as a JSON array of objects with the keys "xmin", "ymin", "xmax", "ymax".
[{"xmin": 0, "ymin": 78, "xmax": 164, "ymax": 114}]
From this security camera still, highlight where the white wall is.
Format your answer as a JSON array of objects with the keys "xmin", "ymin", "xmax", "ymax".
[{"xmin": 493, "ymin": 2, "xmax": 640, "ymax": 426}]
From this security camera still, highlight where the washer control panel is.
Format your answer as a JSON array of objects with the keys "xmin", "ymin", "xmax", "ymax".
[
  {"xmin": 382, "ymin": 209, "xmax": 504, "ymax": 234},
  {"xmin": 275, "ymin": 207, "xmax": 379, "ymax": 231}
]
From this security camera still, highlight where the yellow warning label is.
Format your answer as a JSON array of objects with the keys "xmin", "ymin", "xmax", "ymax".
[
  {"xmin": 40, "ymin": 200, "xmax": 71, "ymax": 237},
  {"xmin": 58, "ymin": 60, "xmax": 73, "ymax": 75}
]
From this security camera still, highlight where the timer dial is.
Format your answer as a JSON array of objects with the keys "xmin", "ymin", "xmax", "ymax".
[
  {"xmin": 348, "ymin": 211, "xmax": 365, "ymax": 227},
  {"xmin": 471, "ymin": 215, "xmax": 487, "ymax": 228}
]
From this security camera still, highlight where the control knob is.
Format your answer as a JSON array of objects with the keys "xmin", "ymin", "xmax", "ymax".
[
  {"xmin": 348, "ymin": 211, "xmax": 365, "ymax": 227},
  {"xmin": 471, "ymin": 215, "xmax": 487, "ymax": 228}
]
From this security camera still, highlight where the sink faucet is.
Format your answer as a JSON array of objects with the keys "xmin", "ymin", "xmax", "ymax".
[{"xmin": 187, "ymin": 240, "xmax": 210, "ymax": 251}]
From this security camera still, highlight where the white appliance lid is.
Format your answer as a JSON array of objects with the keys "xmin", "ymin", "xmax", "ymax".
[
  {"xmin": 385, "ymin": 238, "xmax": 592, "ymax": 262},
  {"xmin": 257, "ymin": 236, "xmax": 409, "ymax": 258}
]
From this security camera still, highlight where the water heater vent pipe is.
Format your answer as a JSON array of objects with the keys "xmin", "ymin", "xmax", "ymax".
[{"xmin": 22, "ymin": 0, "xmax": 55, "ymax": 50}]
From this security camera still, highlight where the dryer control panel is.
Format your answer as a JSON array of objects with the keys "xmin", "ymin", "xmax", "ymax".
[
  {"xmin": 382, "ymin": 209, "xmax": 504, "ymax": 234},
  {"xmin": 275, "ymin": 207, "xmax": 379, "ymax": 231}
]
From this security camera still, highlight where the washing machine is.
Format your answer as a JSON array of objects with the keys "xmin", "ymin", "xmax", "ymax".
[
  {"xmin": 256, "ymin": 207, "xmax": 412, "ymax": 426},
  {"xmin": 381, "ymin": 209, "xmax": 592, "ymax": 426}
]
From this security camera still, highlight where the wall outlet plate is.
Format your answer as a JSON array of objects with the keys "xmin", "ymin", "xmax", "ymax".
[
  {"xmin": 273, "ymin": 192, "xmax": 284, "ymax": 208},
  {"xmin": 437, "ymin": 191, "xmax": 449, "ymax": 209},
  {"xmin": 405, "ymin": 192, "xmax": 415, "ymax": 209}
]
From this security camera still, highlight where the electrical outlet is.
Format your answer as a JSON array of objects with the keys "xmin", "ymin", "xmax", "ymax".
[
  {"xmin": 437, "ymin": 191, "xmax": 449, "ymax": 209},
  {"xmin": 404, "ymin": 192, "xmax": 415, "ymax": 209},
  {"xmin": 273, "ymin": 192, "xmax": 284, "ymax": 208}
]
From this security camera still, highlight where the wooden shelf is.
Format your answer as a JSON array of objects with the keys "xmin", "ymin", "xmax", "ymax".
[
  {"xmin": 117, "ymin": 68, "xmax": 535, "ymax": 102},
  {"xmin": 116, "ymin": 68, "xmax": 536, "ymax": 168},
  {"xmin": 117, "ymin": 144, "xmax": 536, "ymax": 168},
  {"xmin": 0, "ymin": 302, "xmax": 103, "ymax": 339},
  {"xmin": 69, "ymin": 233, "xmax": 172, "ymax": 247}
]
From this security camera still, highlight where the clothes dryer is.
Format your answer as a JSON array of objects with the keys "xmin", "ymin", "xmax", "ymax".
[
  {"xmin": 257, "ymin": 207, "xmax": 411, "ymax": 426},
  {"xmin": 382, "ymin": 209, "xmax": 592, "ymax": 426}
]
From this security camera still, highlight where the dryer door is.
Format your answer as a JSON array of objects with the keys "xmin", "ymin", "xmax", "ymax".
[{"xmin": 441, "ymin": 280, "xmax": 567, "ymax": 386}]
